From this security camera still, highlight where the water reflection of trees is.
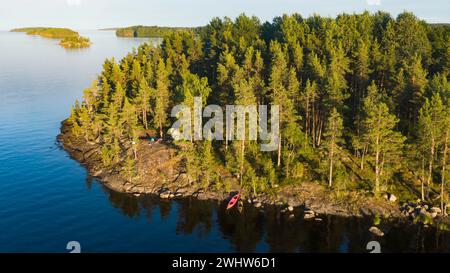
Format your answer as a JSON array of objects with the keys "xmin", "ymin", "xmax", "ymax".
[
  {"xmin": 103, "ymin": 188, "xmax": 142, "ymax": 218},
  {"xmin": 217, "ymin": 203, "xmax": 265, "ymax": 252},
  {"xmin": 261, "ymin": 209, "xmax": 366, "ymax": 252},
  {"xmin": 175, "ymin": 198, "xmax": 214, "ymax": 238},
  {"xmin": 100, "ymin": 186, "xmax": 450, "ymax": 252}
]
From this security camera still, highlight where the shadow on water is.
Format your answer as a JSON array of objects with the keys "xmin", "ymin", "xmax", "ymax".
[{"xmin": 98, "ymin": 183, "xmax": 450, "ymax": 253}]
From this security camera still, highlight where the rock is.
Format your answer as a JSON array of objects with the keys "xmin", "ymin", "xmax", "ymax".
[
  {"xmin": 315, "ymin": 217, "xmax": 323, "ymax": 222},
  {"xmin": 134, "ymin": 186, "xmax": 145, "ymax": 193},
  {"xmin": 303, "ymin": 209, "xmax": 315, "ymax": 220},
  {"xmin": 133, "ymin": 193, "xmax": 141, "ymax": 197},
  {"xmin": 254, "ymin": 202, "xmax": 262, "ymax": 208},
  {"xmin": 169, "ymin": 193, "xmax": 175, "ymax": 198},
  {"xmin": 430, "ymin": 212, "xmax": 438, "ymax": 219},
  {"xmin": 360, "ymin": 207, "xmax": 372, "ymax": 217},
  {"xmin": 288, "ymin": 214, "xmax": 295, "ymax": 219},
  {"xmin": 382, "ymin": 193, "xmax": 389, "ymax": 200},
  {"xmin": 304, "ymin": 214, "xmax": 315, "ymax": 220},
  {"xmin": 160, "ymin": 192, "xmax": 171, "ymax": 199},
  {"xmin": 305, "ymin": 209, "xmax": 315, "ymax": 216},
  {"xmin": 431, "ymin": 207, "xmax": 442, "ymax": 214},
  {"xmin": 369, "ymin": 226, "xmax": 384, "ymax": 237},
  {"xmin": 388, "ymin": 194, "xmax": 397, "ymax": 202},
  {"xmin": 287, "ymin": 206, "xmax": 294, "ymax": 212},
  {"xmin": 92, "ymin": 170, "xmax": 103, "ymax": 177},
  {"xmin": 423, "ymin": 204, "xmax": 429, "ymax": 210},
  {"xmin": 419, "ymin": 208, "xmax": 429, "ymax": 217},
  {"xmin": 175, "ymin": 192, "xmax": 183, "ymax": 198}
]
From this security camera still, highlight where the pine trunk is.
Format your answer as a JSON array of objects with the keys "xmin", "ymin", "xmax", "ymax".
[
  {"xmin": 375, "ymin": 133, "xmax": 380, "ymax": 195},
  {"xmin": 329, "ymin": 142, "xmax": 334, "ymax": 188},
  {"xmin": 441, "ymin": 129, "xmax": 448, "ymax": 213},
  {"xmin": 427, "ymin": 137, "xmax": 435, "ymax": 199}
]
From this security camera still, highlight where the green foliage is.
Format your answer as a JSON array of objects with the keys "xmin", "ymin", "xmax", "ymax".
[
  {"xmin": 60, "ymin": 36, "xmax": 91, "ymax": 48},
  {"xmin": 361, "ymin": 83, "xmax": 405, "ymax": 194},
  {"xmin": 67, "ymin": 12, "xmax": 450, "ymax": 202},
  {"xmin": 373, "ymin": 214, "xmax": 382, "ymax": 226},
  {"xmin": 121, "ymin": 157, "xmax": 137, "ymax": 182},
  {"xmin": 116, "ymin": 25, "xmax": 202, "ymax": 38},
  {"xmin": 12, "ymin": 27, "xmax": 78, "ymax": 38}
]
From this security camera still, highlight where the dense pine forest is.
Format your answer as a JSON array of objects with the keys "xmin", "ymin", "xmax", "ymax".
[{"xmin": 68, "ymin": 12, "xmax": 450, "ymax": 212}]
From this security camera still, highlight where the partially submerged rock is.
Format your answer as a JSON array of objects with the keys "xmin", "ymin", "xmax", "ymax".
[
  {"xmin": 369, "ymin": 226, "xmax": 384, "ymax": 237},
  {"xmin": 303, "ymin": 209, "xmax": 316, "ymax": 220}
]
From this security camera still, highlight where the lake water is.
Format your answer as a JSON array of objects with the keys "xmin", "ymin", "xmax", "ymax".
[{"xmin": 0, "ymin": 30, "xmax": 449, "ymax": 253}]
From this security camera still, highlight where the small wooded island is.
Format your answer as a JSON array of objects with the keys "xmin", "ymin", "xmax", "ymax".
[
  {"xmin": 11, "ymin": 27, "xmax": 91, "ymax": 48},
  {"xmin": 60, "ymin": 12, "xmax": 450, "ymax": 231},
  {"xmin": 59, "ymin": 36, "xmax": 91, "ymax": 49}
]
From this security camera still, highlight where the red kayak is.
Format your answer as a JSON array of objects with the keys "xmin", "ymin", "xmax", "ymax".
[{"xmin": 226, "ymin": 192, "xmax": 240, "ymax": 210}]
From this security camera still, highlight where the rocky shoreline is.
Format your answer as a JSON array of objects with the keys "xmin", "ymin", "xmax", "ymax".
[{"xmin": 58, "ymin": 120, "xmax": 450, "ymax": 229}]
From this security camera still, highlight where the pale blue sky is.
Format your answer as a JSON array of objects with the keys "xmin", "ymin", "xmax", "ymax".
[{"xmin": 1, "ymin": 0, "xmax": 449, "ymax": 30}]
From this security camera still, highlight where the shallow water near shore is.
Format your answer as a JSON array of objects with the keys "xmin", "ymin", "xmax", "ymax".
[{"xmin": 0, "ymin": 30, "xmax": 450, "ymax": 252}]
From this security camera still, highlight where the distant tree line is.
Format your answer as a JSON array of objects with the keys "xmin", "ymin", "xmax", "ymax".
[
  {"xmin": 11, "ymin": 27, "xmax": 79, "ymax": 39},
  {"xmin": 69, "ymin": 12, "xmax": 450, "ymax": 210},
  {"xmin": 116, "ymin": 25, "xmax": 203, "ymax": 38}
]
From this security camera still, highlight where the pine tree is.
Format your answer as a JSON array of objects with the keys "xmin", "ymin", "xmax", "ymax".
[
  {"xmin": 324, "ymin": 108, "xmax": 344, "ymax": 187},
  {"xmin": 153, "ymin": 59, "xmax": 170, "ymax": 138},
  {"xmin": 353, "ymin": 39, "xmax": 371, "ymax": 137},
  {"xmin": 324, "ymin": 43, "xmax": 350, "ymax": 113},
  {"xmin": 199, "ymin": 140, "xmax": 215, "ymax": 189},
  {"xmin": 122, "ymin": 156, "xmax": 137, "ymax": 182},
  {"xmin": 130, "ymin": 59, "xmax": 143, "ymax": 97},
  {"xmin": 268, "ymin": 41, "xmax": 298, "ymax": 168},
  {"xmin": 362, "ymin": 84, "xmax": 405, "ymax": 194},
  {"xmin": 178, "ymin": 71, "xmax": 212, "ymax": 141},
  {"xmin": 441, "ymin": 105, "xmax": 449, "ymax": 212},
  {"xmin": 135, "ymin": 78, "xmax": 152, "ymax": 129},
  {"xmin": 418, "ymin": 93, "xmax": 445, "ymax": 199},
  {"xmin": 302, "ymin": 79, "xmax": 318, "ymax": 144},
  {"xmin": 231, "ymin": 51, "xmax": 258, "ymax": 184}
]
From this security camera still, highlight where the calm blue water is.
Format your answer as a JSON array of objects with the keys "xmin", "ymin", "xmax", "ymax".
[{"xmin": 0, "ymin": 30, "xmax": 449, "ymax": 253}]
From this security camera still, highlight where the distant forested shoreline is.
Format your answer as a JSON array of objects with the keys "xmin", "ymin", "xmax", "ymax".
[
  {"xmin": 11, "ymin": 27, "xmax": 91, "ymax": 48},
  {"xmin": 115, "ymin": 25, "xmax": 203, "ymax": 38},
  {"xmin": 11, "ymin": 27, "xmax": 78, "ymax": 39}
]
